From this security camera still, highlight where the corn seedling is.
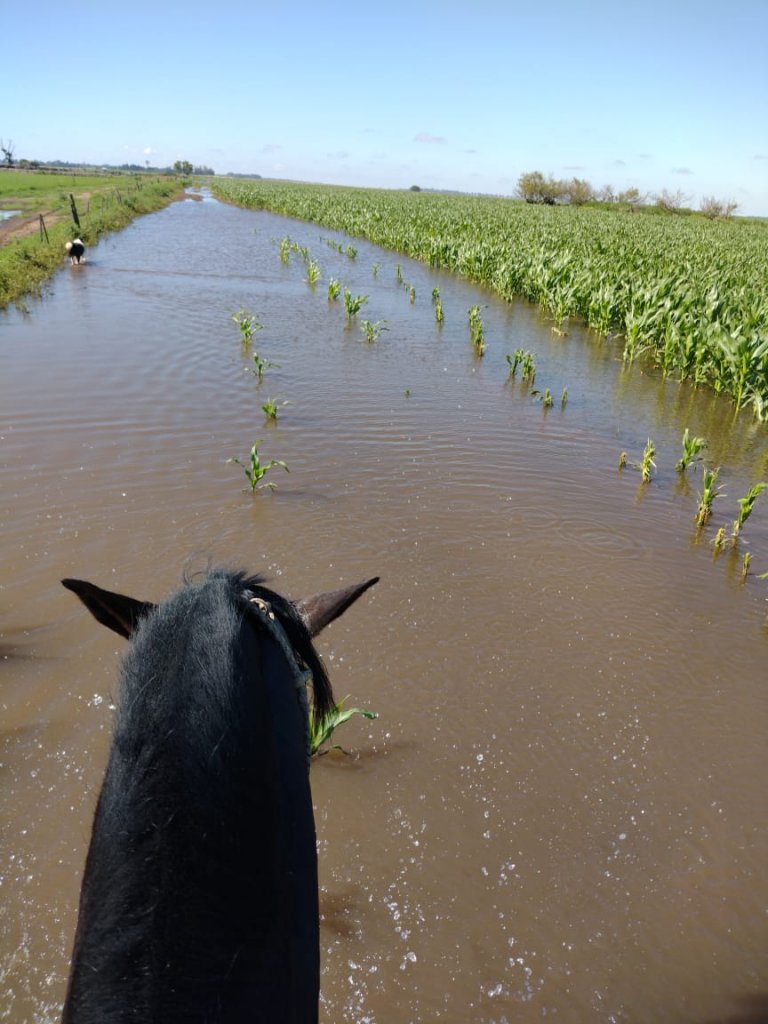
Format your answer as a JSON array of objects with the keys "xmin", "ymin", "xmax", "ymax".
[
  {"xmin": 619, "ymin": 451, "xmax": 628, "ymax": 469},
  {"xmin": 506, "ymin": 350, "xmax": 523, "ymax": 377},
  {"xmin": 227, "ymin": 442, "xmax": 289, "ymax": 493},
  {"xmin": 360, "ymin": 319, "xmax": 388, "ymax": 343},
  {"xmin": 404, "ymin": 388, "xmax": 411, "ymax": 398},
  {"xmin": 306, "ymin": 259, "xmax": 321, "ymax": 286},
  {"xmin": 261, "ymin": 397, "xmax": 288, "ymax": 421},
  {"xmin": 247, "ymin": 351, "xmax": 280, "ymax": 382},
  {"xmin": 431, "ymin": 287, "xmax": 440, "ymax": 304},
  {"xmin": 346, "ymin": 245, "xmax": 357, "ymax": 259},
  {"xmin": 310, "ymin": 696, "xmax": 378, "ymax": 757},
  {"xmin": 468, "ymin": 305, "xmax": 486, "ymax": 356},
  {"xmin": 279, "ymin": 237, "xmax": 291, "ymax": 263},
  {"xmin": 344, "ymin": 289, "xmax": 368, "ymax": 321},
  {"xmin": 543, "ymin": 389, "xmax": 554, "ymax": 408},
  {"xmin": 732, "ymin": 481, "xmax": 768, "ymax": 536},
  {"xmin": 409, "ymin": 286, "xmax": 416, "ymax": 304},
  {"xmin": 561, "ymin": 387, "xmax": 568, "ymax": 408},
  {"xmin": 695, "ymin": 467, "xmax": 723, "ymax": 527},
  {"xmin": 434, "ymin": 299, "xmax": 444, "ymax": 324},
  {"xmin": 520, "ymin": 351, "xmax": 536, "ymax": 383},
  {"xmin": 712, "ymin": 526, "xmax": 727, "ymax": 552},
  {"xmin": 327, "ymin": 278, "xmax": 341, "ymax": 301},
  {"xmin": 232, "ymin": 309, "xmax": 263, "ymax": 346},
  {"xmin": 395, "ymin": 263, "xmax": 404, "ymax": 285},
  {"xmin": 372, "ymin": 262, "xmax": 380, "ymax": 278},
  {"xmin": 741, "ymin": 552, "xmax": 751, "ymax": 580},
  {"xmin": 676, "ymin": 428, "xmax": 707, "ymax": 472},
  {"xmin": 640, "ymin": 439, "xmax": 656, "ymax": 483}
]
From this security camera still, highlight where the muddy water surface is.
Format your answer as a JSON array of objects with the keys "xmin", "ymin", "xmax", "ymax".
[{"xmin": 2, "ymin": 193, "xmax": 767, "ymax": 1023}]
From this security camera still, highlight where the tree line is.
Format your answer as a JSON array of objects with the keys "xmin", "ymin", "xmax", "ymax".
[{"xmin": 516, "ymin": 170, "xmax": 738, "ymax": 219}]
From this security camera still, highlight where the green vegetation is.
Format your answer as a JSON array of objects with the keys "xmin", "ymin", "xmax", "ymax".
[
  {"xmin": 468, "ymin": 304, "xmax": 486, "ymax": 356},
  {"xmin": 232, "ymin": 308, "xmax": 263, "ymax": 345},
  {"xmin": 360, "ymin": 319, "xmax": 388, "ymax": 343},
  {"xmin": 247, "ymin": 351, "xmax": 280, "ymax": 382},
  {"xmin": 310, "ymin": 697, "xmax": 377, "ymax": 756},
  {"xmin": 733, "ymin": 482, "xmax": 768, "ymax": 537},
  {"xmin": 306, "ymin": 259, "xmax": 321, "ymax": 286},
  {"xmin": 0, "ymin": 172, "xmax": 183, "ymax": 308},
  {"xmin": 227, "ymin": 441, "xmax": 289, "ymax": 492},
  {"xmin": 676, "ymin": 428, "xmax": 708, "ymax": 472},
  {"xmin": 260, "ymin": 397, "xmax": 288, "ymax": 421},
  {"xmin": 695, "ymin": 468, "xmax": 723, "ymax": 527},
  {"xmin": 343, "ymin": 289, "xmax": 368, "ymax": 321},
  {"xmin": 211, "ymin": 179, "xmax": 768, "ymax": 419},
  {"xmin": 327, "ymin": 277, "xmax": 341, "ymax": 301}
]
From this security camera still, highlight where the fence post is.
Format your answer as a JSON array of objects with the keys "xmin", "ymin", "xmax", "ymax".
[
  {"xmin": 39, "ymin": 214, "xmax": 49, "ymax": 243},
  {"xmin": 69, "ymin": 193, "xmax": 81, "ymax": 229}
]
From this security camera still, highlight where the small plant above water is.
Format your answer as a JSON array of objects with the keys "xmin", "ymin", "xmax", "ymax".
[
  {"xmin": 232, "ymin": 309, "xmax": 263, "ymax": 346},
  {"xmin": 409, "ymin": 286, "xmax": 416, "ymax": 304},
  {"xmin": 676, "ymin": 428, "xmax": 707, "ymax": 473},
  {"xmin": 372, "ymin": 262, "xmax": 381, "ymax": 278},
  {"xmin": 261, "ymin": 396, "xmax": 288, "ymax": 421},
  {"xmin": 360, "ymin": 319, "xmax": 388, "ymax": 344},
  {"xmin": 306, "ymin": 259, "xmax": 321, "ymax": 286},
  {"xmin": 247, "ymin": 351, "xmax": 280, "ymax": 382},
  {"xmin": 619, "ymin": 439, "xmax": 656, "ymax": 482},
  {"xmin": 344, "ymin": 289, "xmax": 368, "ymax": 321},
  {"xmin": 327, "ymin": 278, "xmax": 341, "ymax": 301},
  {"xmin": 434, "ymin": 299, "xmax": 444, "ymax": 324},
  {"xmin": 561, "ymin": 387, "xmax": 568, "ymax": 408},
  {"xmin": 732, "ymin": 481, "xmax": 767, "ymax": 537},
  {"xmin": 279, "ymin": 237, "xmax": 291, "ymax": 263},
  {"xmin": 468, "ymin": 305, "xmax": 486, "ymax": 356},
  {"xmin": 227, "ymin": 441, "xmax": 289, "ymax": 493},
  {"xmin": 695, "ymin": 467, "xmax": 723, "ymax": 527},
  {"xmin": 346, "ymin": 245, "xmax": 357, "ymax": 259},
  {"xmin": 310, "ymin": 697, "xmax": 377, "ymax": 757}
]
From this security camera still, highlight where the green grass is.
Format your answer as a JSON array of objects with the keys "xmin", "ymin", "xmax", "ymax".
[
  {"xmin": 211, "ymin": 178, "xmax": 768, "ymax": 419},
  {"xmin": 0, "ymin": 172, "xmax": 183, "ymax": 309}
]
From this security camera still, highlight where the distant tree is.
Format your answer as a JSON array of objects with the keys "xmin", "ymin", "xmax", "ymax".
[
  {"xmin": 517, "ymin": 171, "xmax": 566, "ymax": 205},
  {"xmin": 173, "ymin": 159, "xmax": 193, "ymax": 175},
  {"xmin": 599, "ymin": 184, "xmax": 616, "ymax": 204},
  {"xmin": 0, "ymin": 138, "xmax": 15, "ymax": 167},
  {"xmin": 654, "ymin": 188, "xmax": 692, "ymax": 213},
  {"xmin": 563, "ymin": 177, "xmax": 594, "ymax": 206},
  {"xmin": 409, "ymin": 184, "xmax": 422, "ymax": 192},
  {"xmin": 617, "ymin": 187, "xmax": 646, "ymax": 210},
  {"xmin": 700, "ymin": 195, "xmax": 738, "ymax": 220}
]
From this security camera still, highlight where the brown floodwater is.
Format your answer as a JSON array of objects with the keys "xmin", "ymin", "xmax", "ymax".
[{"xmin": 1, "ymin": 191, "xmax": 767, "ymax": 1024}]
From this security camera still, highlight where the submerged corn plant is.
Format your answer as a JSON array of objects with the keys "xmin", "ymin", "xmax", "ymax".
[
  {"xmin": 520, "ymin": 351, "xmax": 536, "ymax": 383},
  {"xmin": 327, "ymin": 277, "xmax": 341, "ymax": 301},
  {"xmin": 434, "ymin": 299, "xmax": 444, "ymax": 324},
  {"xmin": 306, "ymin": 259, "xmax": 321, "ymax": 286},
  {"xmin": 468, "ymin": 305, "xmax": 486, "ymax": 356},
  {"xmin": 543, "ymin": 388, "xmax": 554, "ymax": 408},
  {"xmin": 247, "ymin": 351, "xmax": 280, "ymax": 382},
  {"xmin": 506, "ymin": 350, "xmax": 523, "ymax": 377},
  {"xmin": 695, "ymin": 467, "xmax": 723, "ymax": 527},
  {"xmin": 741, "ymin": 552, "xmax": 751, "ymax": 580},
  {"xmin": 640, "ymin": 439, "xmax": 656, "ymax": 483},
  {"xmin": 232, "ymin": 309, "xmax": 263, "ymax": 346},
  {"xmin": 360, "ymin": 319, "xmax": 388, "ymax": 343},
  {"xmin": 561, "ymin": 387, "xmax": 568, "ymax": 408},
  {"xmin": 261, "ymin": 396, "xmax": 288, "ymax": 421},
  {"xmin": 278, "ymin": 237, "xmax": 291, "ymax": 263},
  {"xmin": 310, "ymin": 697, "xmax": 377, "ymax": 757},
  {"xmin": 344, "ymin": 289, "xmax": 368, "ymax": 321},
  {"xmin": 346, "ymin": 245, "xmax": 357, "ymax": 259},
  {"xmin": 227, "ymin": 442, "xmax": 289, "ymax": 492},
  {"xmin": 676, "ymin": 428, "xmax": 708, "ymax": 472},
  {"xmin": 732, "ymin": 481, "xmax": 768, "ymax": 537},
  {"xmin": 372, "ymin": 262, "xmax": 380, "ymax": 278}
]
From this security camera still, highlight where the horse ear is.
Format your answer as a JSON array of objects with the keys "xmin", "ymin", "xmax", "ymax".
[
  {"xmin": 62, "ymin": 579, "xmax": 156, "ymax": 640},
  {"xmin": 295, "ymin": 577, "xmax": 379, "ymax": 637}
]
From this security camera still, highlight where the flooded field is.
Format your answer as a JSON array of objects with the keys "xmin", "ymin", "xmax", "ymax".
[{"xmin": 1, "ymin": 192, "xmax": 767, "ymax": 1023}]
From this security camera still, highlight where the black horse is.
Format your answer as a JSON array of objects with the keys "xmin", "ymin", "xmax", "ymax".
[{"xmin": 61, "ymin": 567, "xmax": 377, "ymax": 1024}]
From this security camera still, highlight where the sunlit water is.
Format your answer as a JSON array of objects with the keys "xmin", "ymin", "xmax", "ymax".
[{"xmin": 1, "ymin": 192, "xmax": 767, "ymax": 1023}]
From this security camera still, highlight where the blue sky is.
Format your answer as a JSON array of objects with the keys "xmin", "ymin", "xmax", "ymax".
[{"xmin": 4, "ymin": 0, "xmax": 767, "ymax": 215}]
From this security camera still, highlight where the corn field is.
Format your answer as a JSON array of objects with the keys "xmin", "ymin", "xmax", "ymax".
[{"xmin": 211, "ymin": 179, "xmax": 768, "ymax": 420}]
